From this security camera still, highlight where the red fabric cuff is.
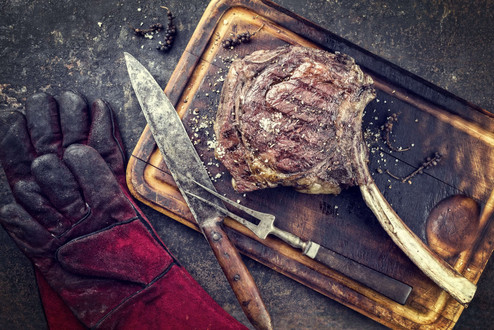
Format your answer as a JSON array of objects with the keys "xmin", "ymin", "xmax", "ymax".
[{"xmin": 97, "ymin": 264, "xmax": 247, "ymax": 330}]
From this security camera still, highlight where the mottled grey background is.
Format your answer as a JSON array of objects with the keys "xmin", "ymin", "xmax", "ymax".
[{"xmin": 1, "ymin": 0, "xmax": 493, "ymax": 329}]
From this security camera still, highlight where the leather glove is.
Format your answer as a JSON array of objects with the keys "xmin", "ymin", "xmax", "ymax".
[{"xmin": 0, "ymin": 91, "xmax": 246, "ymax": 329}]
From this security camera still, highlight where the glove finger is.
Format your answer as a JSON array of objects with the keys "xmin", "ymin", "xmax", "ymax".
[
  {"xmin": 0, "ymin": 111, "xmax": 36, "ymax": 186},
  {"xmin": 25, "ymin": 93, "xmax": 62, "ymax": 156},
  {"xmin": 0, "ymin": 203, "xmax": 55, "ymax": 258},
  {"xmin": 31, "ymin": 153, "xmax": 88, "ymax": 223},
  {"xmin": 56, "ymin": 91, "xmax": 90, "ymax": 148},
  {"xmin": 12, "ymin": 179, "xmax": 71, "ymax": 236},
  {"xmin": 63, "ymin": 144, "xmax": 135, "ymax": 227},
  {"xmin": 87, "ymin": 99, "xmax": 126, "ymax": 185}
]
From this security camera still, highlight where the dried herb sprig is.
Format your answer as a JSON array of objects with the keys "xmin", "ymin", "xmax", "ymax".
[
  {"xmin": 381, "ymin": 113, "xmax": 411, "ymax": 152},
  {"xmin": 386, "ymin": 152, "xmax": 442, "ymax": 183},
  {"xmin": 129, "ymin": 5, "xmax": 177, "ymax": 52},
  {"xmin": 129, "ymin": 23, "xmax": 164, "ymax": 37}
]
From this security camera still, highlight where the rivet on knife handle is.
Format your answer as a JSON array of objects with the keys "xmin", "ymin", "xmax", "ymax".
[{"xmin": 203, "ymin": 218, "xmax": 272, "ymax": 330}]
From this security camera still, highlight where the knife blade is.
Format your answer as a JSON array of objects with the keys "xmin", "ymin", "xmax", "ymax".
[{"xmin": 124, "ymin": 52, "xmax": 272, "ymax": 330}]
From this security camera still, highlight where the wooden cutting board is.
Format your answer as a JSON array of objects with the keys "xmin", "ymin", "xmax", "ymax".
[{"xmin": 126, "ymin": 0, "xmax": 494, "ymax": 328}]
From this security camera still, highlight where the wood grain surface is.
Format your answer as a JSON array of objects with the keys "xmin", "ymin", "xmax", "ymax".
[{"xmin": 126, "ymin": 0, "xmax": 494, "ymax": 328}]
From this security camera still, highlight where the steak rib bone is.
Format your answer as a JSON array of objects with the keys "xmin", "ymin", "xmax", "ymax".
[
  {"xmin": 215, "ymin": 45, "xmax": 476, "ymax": 305},
  {"xmin": 355, "ymin": 143, "xmax": 476, "ymax": 305}
]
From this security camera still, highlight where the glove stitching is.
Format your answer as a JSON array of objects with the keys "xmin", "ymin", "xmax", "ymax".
[
  {"xmin": 136, "ymin": 214, "xmax": 181, "ymax": 266},
  {"xmin": 57, "ymin": 203, "xmax": 92, "ymax": 239},
  {"xmin": 55, "ymin": 216, "xmax": 140, "ymax": 251},
  {"xmin": 124, "ymin": 197, "xmax": 182, "ymax": 266},
  {"xmin": 104, "ymin": 99, "xmax": 126, "ymax": 164},
  {"xmin": 91, "ymin": 260, "xmax": 178, "ymax": 329}
]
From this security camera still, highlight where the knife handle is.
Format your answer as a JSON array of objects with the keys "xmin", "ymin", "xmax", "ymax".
[
  {"xmin": 203, "ymin": 218, "xmax": 273, "ymax": 330},
  {"xmin": 310, "ymin": 243, "xmax": 412, "ymax": 304}
]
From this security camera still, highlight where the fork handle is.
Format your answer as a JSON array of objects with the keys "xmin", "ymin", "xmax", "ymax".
[
  {"xmin": 270, "ymin": 226, "xmax": 307, "ymax": 250},
  {"xmin": 307, "ymin": 242, "xmax": 412, "ymax": 304}
]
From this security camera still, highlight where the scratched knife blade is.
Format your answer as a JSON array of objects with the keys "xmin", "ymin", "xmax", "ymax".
[{"xmin": 124, "ymin": 52, "xmax": 272, "ymax": 330}]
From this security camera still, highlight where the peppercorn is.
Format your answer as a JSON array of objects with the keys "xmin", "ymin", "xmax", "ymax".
[
  {"xmin": 222, "ymin": 24, "xmax": 264, "ymax": 49},
  {"xmin": 157, "ymin": 6, "xmax": 176, "ymax": 52}
]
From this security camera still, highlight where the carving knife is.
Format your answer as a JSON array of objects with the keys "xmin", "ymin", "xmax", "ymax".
[{"xmin": 124, "ymin": 52, "xmax": 272, "ymax": 330}]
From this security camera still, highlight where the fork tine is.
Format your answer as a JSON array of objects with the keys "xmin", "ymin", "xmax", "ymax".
[
  {"xmin": 184, "ymin": 190, "xmax": 263, "ymax": 236},
  {"xmin": 189, "ymin": 181, "xmax": 306, "ymax": 245},
  {"xmin": 191, "ymin": 180, "xmax": 276, "ymax": 223}
]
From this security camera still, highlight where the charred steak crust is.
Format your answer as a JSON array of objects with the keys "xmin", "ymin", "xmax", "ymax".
[{"xmin": 214, "ymin": 45, "xmax": 376, "ymax": 194}]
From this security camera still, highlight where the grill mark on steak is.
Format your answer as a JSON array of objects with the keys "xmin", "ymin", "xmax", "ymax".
[
  {"xmin": 214, "ymin": 46, "xmax": 479, "ymax": 305},
  {"xmin": 214, "ymin": 45, "xmax": 376, "ymax": 194}
]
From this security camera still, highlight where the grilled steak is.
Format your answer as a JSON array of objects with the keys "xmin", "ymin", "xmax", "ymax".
[
  {"xmin": 213, "ymin": 46, "xmax": 478, "ymax": 305},
  {"xmin": 214, "ymin": 45, "xmax": 376, "ymax": 194}
]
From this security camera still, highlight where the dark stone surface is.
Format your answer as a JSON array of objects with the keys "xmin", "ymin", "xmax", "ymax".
[{"xmin": 0, "ymin": 0, "xmax": 492, "ymax": 329}]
